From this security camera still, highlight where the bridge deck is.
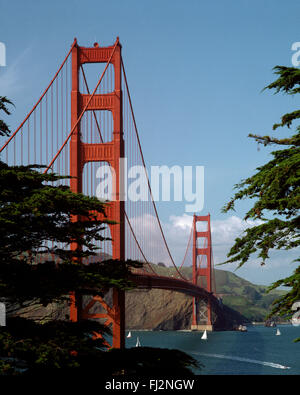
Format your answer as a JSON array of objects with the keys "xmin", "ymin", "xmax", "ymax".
[{"xmin": 129, "ymin": 272, "xmax": 216, "ymax": 301}]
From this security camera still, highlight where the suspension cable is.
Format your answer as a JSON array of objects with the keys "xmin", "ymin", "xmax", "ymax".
[
  {"xmin": 124, "ymin": 211, "xmax": 158, "ymax": 275},
  {"xmin": 63, "ymin": 48, "xmax": 157, "ymax": 276},
  {"xmin": 121, "ymin": 58, "xmax": 187, "ymax": 281},
  {"xmin": 179, "ymin": 225, "xmax": 193, "ymax": 271},
  {"xmin": 0, "ymin": 39, "xmax": 77, "ymax": 153}
]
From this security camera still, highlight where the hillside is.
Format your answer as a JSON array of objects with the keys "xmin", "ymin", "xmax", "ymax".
[
  {"xmin": 125, "ymin": 264, "xmax": 285, "ymax": 330},
  {"xmin": 212, "ymin": 269, "xmax": 284, "ymax": 323}
]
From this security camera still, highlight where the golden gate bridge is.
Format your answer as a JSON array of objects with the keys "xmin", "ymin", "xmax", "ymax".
[{"xmin": 0, "ymin": 38, "xmax": 220, "ymax": 348}]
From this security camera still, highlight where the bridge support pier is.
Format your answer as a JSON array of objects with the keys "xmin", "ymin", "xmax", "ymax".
[{"xmin": 191, "ymin": 324, "xmax": 213, "ymax": 331}]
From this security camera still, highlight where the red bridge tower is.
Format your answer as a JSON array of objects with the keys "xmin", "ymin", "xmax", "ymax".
[
  {"xmin": 69, "ymin": 38, "xmax": 125, "ymax": 349},
  {"xmin": 191, "ymin": 214, "xmax": 214, "ymax": 331}
]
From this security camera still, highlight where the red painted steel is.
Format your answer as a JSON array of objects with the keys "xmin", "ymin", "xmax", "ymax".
[
  {"xmin": 0, "ymin": 38, "xmax": 219, "ymax": 348},
  {"xmin": 69, "ymin": 38, "xmax": 125, "ymax": 349},
  {"xmin": 192, "ymin": 214, "xmax": 213, "ymax": 327}
]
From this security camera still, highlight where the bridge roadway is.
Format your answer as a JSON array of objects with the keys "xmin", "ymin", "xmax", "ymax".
[{"xmin": 129, "ymin": 272, "xmax": 218, "ymax": 305}]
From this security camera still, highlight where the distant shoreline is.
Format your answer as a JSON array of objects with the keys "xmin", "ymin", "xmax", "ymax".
[
  {"xmin": 125, "ymin": 322, "xmax": 293, "ymax": 332},
  {"xmin": 251, "ymin": 322, "xmax": 291, "ymax": 325}
]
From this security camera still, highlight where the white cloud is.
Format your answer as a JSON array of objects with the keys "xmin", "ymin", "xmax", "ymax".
[{"xmin": 169, "ymin": 213, "xmax": 193, "ymax": 230}]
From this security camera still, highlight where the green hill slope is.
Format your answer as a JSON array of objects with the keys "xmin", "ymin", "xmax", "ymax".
[{"xmin": 213, "ymin": 270, "xmax": 284, "ymax": 322}]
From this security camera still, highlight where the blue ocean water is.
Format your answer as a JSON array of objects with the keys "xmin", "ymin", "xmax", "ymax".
[{"xmin": 125, "ymin": 325, "xmax": 300, "ymax": 375}]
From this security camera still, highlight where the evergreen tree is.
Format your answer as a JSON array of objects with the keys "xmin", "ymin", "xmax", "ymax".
[
  {"xmin": 0, "ymin": 96, "xmax": 137, "ymax": 372},
  {"xmin": 222, "ymin": 67, "xmax": 300, "ymax": 328},
  {"xmin": 0, "ymin": 96, "xmax": 199, "ymax": 374}
]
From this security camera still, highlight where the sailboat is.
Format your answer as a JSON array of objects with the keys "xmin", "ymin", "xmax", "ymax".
[
  {"xmin": 276, "ymin": 328, "xmax": 281, "ymax": 336},
  {"xmin": 136, "ymin": 337, "xmax": 141, "ymax": 347},
  {"xmin": 127, "ymin": 331, "xmax": 132, "ymax": 338},
  {"xmin": 201, "ymin": 330, "xmax": 207, "ymax": 340}
]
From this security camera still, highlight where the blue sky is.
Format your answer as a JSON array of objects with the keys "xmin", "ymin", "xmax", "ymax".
[{"xmin": 0, "ymin": 0, "xmax": 299, "ymax": 285}]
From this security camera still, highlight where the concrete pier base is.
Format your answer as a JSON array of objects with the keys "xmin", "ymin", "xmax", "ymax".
[{"xmin": 191, "ymin": 324, "xmax": 213, "ymax": 331}]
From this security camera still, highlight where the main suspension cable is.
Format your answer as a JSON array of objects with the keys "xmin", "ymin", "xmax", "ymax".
[{"xmin": 121, "ymin": 58, "xmax": 188, "ymax": 281}]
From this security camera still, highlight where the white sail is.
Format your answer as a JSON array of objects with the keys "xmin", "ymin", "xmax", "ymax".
[
  {"xmin": 127, "ymin": 331, "xmax": 132, "ymax": 338},
  {"xmin": 276, "ymin": 329, "xmax": 281, "ymax": 336},
  {"xmin": 201, "ymin": 330, "xmax": 207, "ymax": 340},
  {"xmin": 136, "ymin": 337, "xmax": 141, "ymax": 347}
]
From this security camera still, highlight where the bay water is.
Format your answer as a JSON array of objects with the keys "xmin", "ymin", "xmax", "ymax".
[{"xmin": 125, "ymin": 325, "xmax": 300, "ymax": 375}]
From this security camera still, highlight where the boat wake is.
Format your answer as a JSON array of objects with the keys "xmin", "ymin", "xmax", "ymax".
[{"xmin": 190, "ymin": 352, "xmax": 290, "ymax": 370}]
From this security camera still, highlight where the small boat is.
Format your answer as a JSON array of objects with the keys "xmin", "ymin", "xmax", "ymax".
[
  {"xmin": 127, "ymin": 331, "xmax": 132, "ymax": 338},
  {"xmin": 276, "ymin": 328, "xmax": 281, "ymax": 336},
  {"xmin": 201, "ymin": 330, "xmax": 207, "ymax": 340},
  {"xmin": 136, "ymin": 337, "xmax": 141, "ymax": 347},
  {"xmin": 237, "ymin": 325, "xmax": 247, "ymax": 332}
]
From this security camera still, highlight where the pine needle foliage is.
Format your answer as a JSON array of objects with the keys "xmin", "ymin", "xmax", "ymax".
[
  {"xmin": 0, "ymin": 96, "xmax": 197, "ymax": 374},
  {"xmin": 222, "ymin": 66, "xmax": 300, "ymax": 327}
]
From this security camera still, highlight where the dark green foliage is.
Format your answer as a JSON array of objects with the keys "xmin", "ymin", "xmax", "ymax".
[
  {"xmin": 0, "ymin": 96, "xmax": 13, "ymax": 137},
  {"xmin": 0, "ymin": 317, "xmax": 110, "ymax": 374},
  {"xmin": 0, "ymin": 259, "xmax": 139, "ymax": 307},
  {"xmin": 0, "ymin": 316, "xmax": 200, "ymax": 375},
  {"xmin": 100, "ymin": 347, "xmax": 200, "ymax": 376},
  {"xmin": 222, "ymin": 66, "xmax": 300, "ymax": 328},
  {"xmin": 0, "ymin": 161, "xmax": 108, "ymax": 265},
  {"xmin": 0, "ymin": 317, "xmax": 200, "ymax": 375},
  {"xmin": 0, "ymin": 160, "xmax": 141, "ymax": 308},
  {"xmin": 0, "ymin": 98, "xmax": 140, "ymax": 373},
  {"xmin": 0, "ymin": 98, "xmax": 198, "ymax": 374},
  {"xmin": 262, "ymin": 66, "xmax": 300, "ymax": 95}
]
